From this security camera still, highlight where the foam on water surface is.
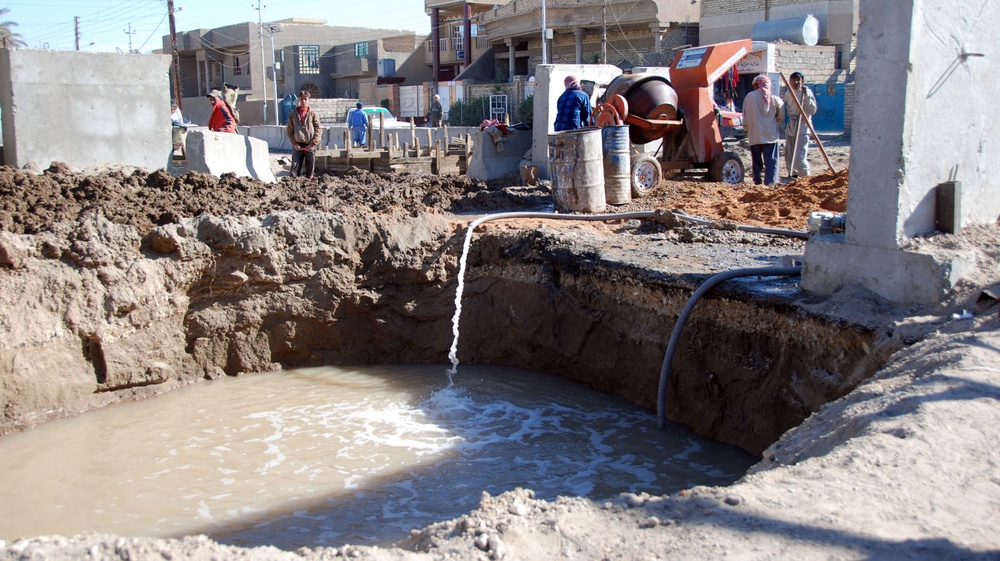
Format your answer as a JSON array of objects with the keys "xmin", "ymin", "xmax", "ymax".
[{"xmin": 0, "ymin": 364, "xmax": 754, "ymax": 549}]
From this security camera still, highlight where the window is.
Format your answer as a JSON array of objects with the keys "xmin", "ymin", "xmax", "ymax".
[
  {"xmin": 233, "ymin": 55, "xmax": 242, "ymax": 76},
  {"xmin": 298, "ymin": 45, "xmax": 320, "ymax": 75},
  {"xmin": 451, "ymin": 26, "xmax": 464, "ymax": 52},
  {"xmin": 209, "ymin": 61, "xmax": 222, "ymax": 82},
  {"xmin": 354, "ymin": 42, "xmax": 368, "ymax": 58}
]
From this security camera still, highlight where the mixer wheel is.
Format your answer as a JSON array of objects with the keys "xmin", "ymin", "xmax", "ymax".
[
  {"xmin": 710, "ymin": 152, "xmax": 745, "ymax": 184},
  {"xmin": 631, "ymin": 153, "xmax": 661, "ymax": 197}
]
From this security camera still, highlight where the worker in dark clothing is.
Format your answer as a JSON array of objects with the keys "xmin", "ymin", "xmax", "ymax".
[{"xmin": 553, "ymin": 75, "xmax": 591, "ymax": 132}]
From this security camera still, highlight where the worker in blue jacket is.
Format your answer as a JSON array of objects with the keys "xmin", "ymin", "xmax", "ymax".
[
  {"xmin": 553, "ymin": 75, "xmax": 591, "ymax": 131},
  {"xmin": 348, "ymin": 102, "xmax": 369, "ymax": 147}
]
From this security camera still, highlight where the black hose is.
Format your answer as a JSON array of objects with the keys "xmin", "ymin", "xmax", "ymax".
[{"xmin": 655, "ymin": 265, "xmax": 803, "ymax": 428}]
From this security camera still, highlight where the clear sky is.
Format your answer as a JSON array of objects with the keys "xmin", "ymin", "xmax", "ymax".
[{"xmin": 3, "ymin": 0, "xmax": 432, "ymax": 53}]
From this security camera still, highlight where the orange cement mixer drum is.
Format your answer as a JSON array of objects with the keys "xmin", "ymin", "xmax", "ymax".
[{"xmin": 603, "ymin": 74, "xmax": 678, "ymax": 144}]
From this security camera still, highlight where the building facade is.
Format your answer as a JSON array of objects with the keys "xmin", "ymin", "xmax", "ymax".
[
  {"xmin": 700, "ymin": 0, "xmax": 859, "ymax": 76},
  {"xmin": 474, "ymin": 0, "xmax": 700, "ymax": 80},
  {"xmin": 164, "ymin": 19, "xmax": 420, "ymax": 124}
]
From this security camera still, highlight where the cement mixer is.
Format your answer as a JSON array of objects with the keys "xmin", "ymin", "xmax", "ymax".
[{"xmin": 593, "ymin": 39, "xmax": 751, "ymax": 196}]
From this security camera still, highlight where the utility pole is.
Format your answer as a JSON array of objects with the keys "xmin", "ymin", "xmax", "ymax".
[
  {"xmin": 264, "ymin": 24, "xmax": 280, "ymax": 126},
  {"xmin": 124, "ymin": 23, "xmax": 135, "ymax": 53},
  {"xmin": 541, "ymin": 0, "xmax": 547, "ymax": 65},
  {"xmin": 254, "ymin": 1, "xmax": 267, "ymax": 124},
  {"xmin": 74, "ymin": 16, "xmax": 80, "ymax": 51},
  {"xmin": 168, "ymin": 0, "xmax": 183, "ymax": 110},
  {"xmin": 601, "ymin": 1, "xmax": 607, "ymax": 64}
]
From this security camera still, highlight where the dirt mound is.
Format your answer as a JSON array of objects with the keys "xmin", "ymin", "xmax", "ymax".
[
  {"xmin": 663, "ymin": 171, "xmax": 847, "ymax": 230},
  {"xmin": 0, "ymin": 154, "xmax": 848, "ymax": 236},
  {"xmin": 0, "ymin": 165, "xmax": 534, "ymax": 235}
]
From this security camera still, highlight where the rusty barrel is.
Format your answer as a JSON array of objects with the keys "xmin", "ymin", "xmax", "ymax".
[
  {"xmin": 601, "ymin": 125, "xmax": 631, "ymax": 205},
  {"xmin": 548, "ymin": 127, "xmax": 606, "ymax": 213}
]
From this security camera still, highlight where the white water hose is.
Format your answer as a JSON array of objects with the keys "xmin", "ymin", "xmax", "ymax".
[{"xmin": 447, "ymin": 210, "xmax": 807, "ymax": 381}]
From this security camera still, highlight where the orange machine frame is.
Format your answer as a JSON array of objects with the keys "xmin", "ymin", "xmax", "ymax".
[{"xmin": 668, "ymin": 39, "xmax": 752, "ymax": 165}]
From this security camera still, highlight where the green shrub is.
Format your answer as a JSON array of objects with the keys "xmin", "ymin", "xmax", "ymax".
[
  {"xmin": 517, "ymin": 95, "xmax": 533, "ymax": 125},
  {"xmin": 447, "ymin": 96, "xmax": 491, "ymax": 126}
]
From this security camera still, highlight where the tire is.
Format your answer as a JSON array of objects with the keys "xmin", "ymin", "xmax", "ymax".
[
  {"xmin": 710, "ymin": 151, "xmax": 745, "ymax": 184},
  {"xmin": 631, "ymin": 153, "xmax": 662, "ymax": 198}
]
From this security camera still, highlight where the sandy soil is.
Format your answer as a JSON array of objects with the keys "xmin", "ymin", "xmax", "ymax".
[{"xmin": 3, "ymin": 138, "xmax": 1000, "ymax": 560}]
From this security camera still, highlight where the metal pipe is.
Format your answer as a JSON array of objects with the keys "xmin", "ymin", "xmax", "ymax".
[{"xmin": 655, "ymin": 265, "xmax": 803, "ymax": 428}]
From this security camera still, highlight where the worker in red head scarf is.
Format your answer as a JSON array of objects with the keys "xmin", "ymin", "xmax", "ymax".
[
  {"xmin": 553, "ymin": 75, "xmax": 592, "ymax": 132},
  {"xmin": 743, "ymin": 75, "xmax": 784, "ymax": 186}
]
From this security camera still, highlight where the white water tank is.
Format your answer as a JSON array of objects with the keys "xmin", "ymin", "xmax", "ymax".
[
  {"xmin": 751, "ymin": 15, "xmax": 820, "ymax": 46},
  {"xmin": 377, "ymin": 58, "xmax": 396, "ymax": 78}
]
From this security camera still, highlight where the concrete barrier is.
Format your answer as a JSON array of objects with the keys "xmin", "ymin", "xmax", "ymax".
[
  {"xmin": 241, "ymin": 124, "xmax": 482, "ymax": 152},
  {"xmin": 0, "ymin": 49, "xmax": 172, "ymax": 170},
  {"xmin": 466, "ymin": 130, "xmax": 532, "ymax": 181},
  {"xmin": 184, "ymin": 129, "xmax": 276, "ymax": 183}
]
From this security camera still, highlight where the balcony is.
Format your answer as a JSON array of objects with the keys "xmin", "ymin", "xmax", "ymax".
[{"xmin": 427, "ymin": 34, "xmax": 489, "ymax": 65}]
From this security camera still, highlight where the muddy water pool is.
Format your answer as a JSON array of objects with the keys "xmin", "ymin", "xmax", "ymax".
[{"xmin": 0, "ymin": 364, "xmax": 755, "ymax": 550}]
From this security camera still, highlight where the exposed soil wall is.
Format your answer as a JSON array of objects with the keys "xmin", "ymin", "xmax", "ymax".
[
  {"xmin": 2, "ymin": 194, "xmax": 893, "ymax": 455},
  {"xmin": 456, "ymin": 227, "xmax": 897, "ymax": 454}
]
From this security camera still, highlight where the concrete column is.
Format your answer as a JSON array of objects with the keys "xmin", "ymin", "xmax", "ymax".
[
  {"xmin": 506, "ymin": 39, "xmax": 516, "ymax": 82},
  {"xmin": 574, "ymin": 27, "xmax": 585, "ymax": 64},
  {"xmin": 649, "ymin": 24, "xmax": 664, "ymax": 54},
  {"xmin": 802, "ymin": 0, "xmax": 999, "ymax": 305}
]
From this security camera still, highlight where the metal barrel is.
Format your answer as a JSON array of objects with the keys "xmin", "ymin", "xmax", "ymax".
[
  {"xmin": 602, "ymin": 125, "xmax": 631, "ymax": 205},
  {"xmin": 548, "ymin": 128, "xmax": 606, "ymax": 213}
]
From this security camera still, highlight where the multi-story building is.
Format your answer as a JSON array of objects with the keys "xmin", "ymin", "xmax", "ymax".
[
  {"xmin": 164, "ymin": 19, "xmax": 420, "ymax": 124},
  {"xmin": 475, "ymin": 0, "xmax": 700, "ymax": 80},
  {"xmin": 700, "ymin": 0, "xmax": 858, "ymax": 74},
  {"xmin": 424, "ymin": 0, "xmax": 496, "ymax": 83},
  {"xmin": 329, "ymin": 34, "xmax": 431, "ymax": 99}
]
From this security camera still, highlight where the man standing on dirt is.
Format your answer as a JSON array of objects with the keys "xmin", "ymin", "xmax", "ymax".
[
  {"xmin": 285, "ymin": 90, "xmax": 322, "ymax": 180},
  {"xmin": 553, "ymin": 75, "xmax": 591, "ymax": 132},
  {"xmin": 428, "ymin": 94, "xmax": 444, "ymax": 127},
  {"xmin": 743, "ymin": 75, "xmax": 784, "ymax": 186},
  {"xmin": 783, "ymin": 72, "xmax": 817, "ymax": 180},
  {"xmin": 348, "ymin": 102, "xmax": 369, "ymax": 147},
  {"xmin": 207, "ymin": 90, "xmax": 236, "ymax": 133}
]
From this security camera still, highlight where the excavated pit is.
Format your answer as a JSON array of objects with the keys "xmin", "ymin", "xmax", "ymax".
[{"xmin": 0, "ymin": 153, "xmax": 903, "ymax": 457}]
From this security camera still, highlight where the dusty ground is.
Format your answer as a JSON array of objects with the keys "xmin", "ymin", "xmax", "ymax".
[{"xmin": 3, "ymin": 138, "xmax": 1000, "ymax": 560}]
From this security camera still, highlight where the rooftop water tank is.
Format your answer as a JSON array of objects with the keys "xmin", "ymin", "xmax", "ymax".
[
  {"xmin": 377, "ymin": 59, "xmax": 396, "ymax": 78},
  {"xmin": 751, "ymin": 14, "xmax": 820, "ymax": 46}
]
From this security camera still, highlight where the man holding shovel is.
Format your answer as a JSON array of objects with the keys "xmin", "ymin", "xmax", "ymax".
[{"xmin": 782, "ymin": 72, "xmax": 817, "ymax": 180}]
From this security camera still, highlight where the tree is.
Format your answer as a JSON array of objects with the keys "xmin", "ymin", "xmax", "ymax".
[{"xmin": 0, "ymin": 8, "xmax": 26, "ymax": 49}]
